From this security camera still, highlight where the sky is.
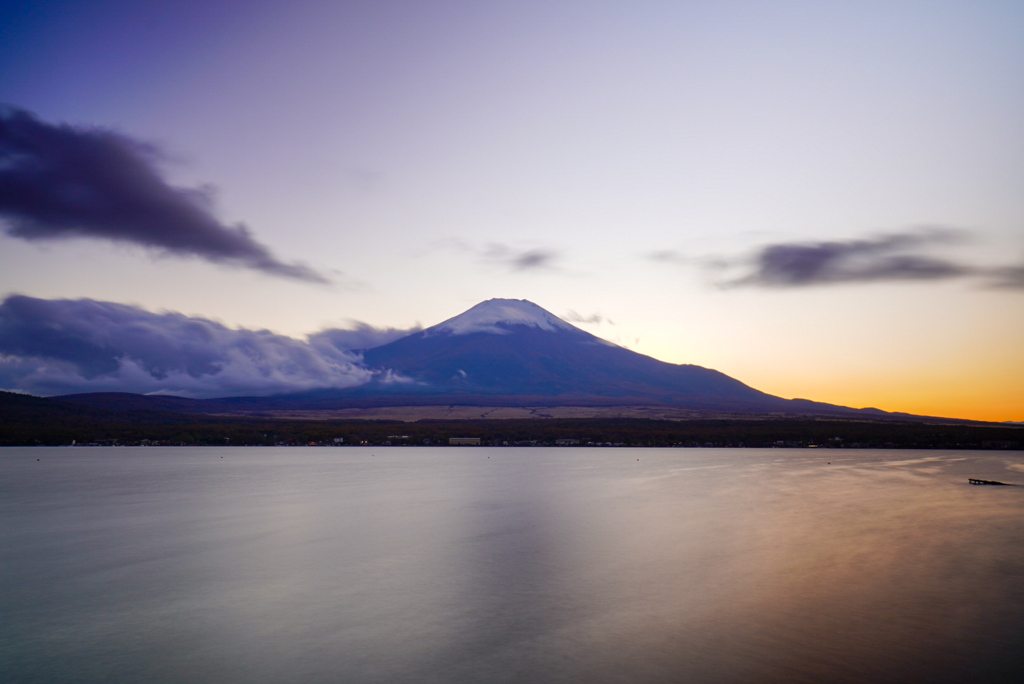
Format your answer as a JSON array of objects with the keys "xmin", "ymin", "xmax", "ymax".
[{"xmin": 1, "ymin": 0, "xmax": 1022, "ymax": 421}]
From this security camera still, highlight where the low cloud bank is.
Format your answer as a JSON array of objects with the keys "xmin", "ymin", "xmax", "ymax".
[
  {"xmin": 308, "ymin": 322, "xmax": 422, "ymax": 353},
  {"xmin": 0, "ymin": 106, "xmax": 326, "ymax": 282},
  {"xmin": 0, "ymin": 295, "xmax": 415, "ymax": 398}
]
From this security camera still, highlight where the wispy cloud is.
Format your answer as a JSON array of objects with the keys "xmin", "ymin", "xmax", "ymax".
[
  {"xmin": 652, "ymin": 229, "xmax": 1024, "ymax": 293},
  {"xmin": 562, "ymin": 310, "xmax": 612, "ymax": 325},
  {"xmin": 647, "ymin": 250, "xmax": 689, "ymax": 265},
  {"xmin": 0, "ymin": 295, "xmax": 377, "ymax": 398},
  {"xmin": 428, "ymin": 238, "xmax": 561, "ymax": 272},
  {"xmin": 987, "ymin": 264, "xmax": 1024, "ymax": 290},
  {"xmin": 482, "ymin": 244, "xmax": 560, "ymax": 271},
  {"xmin": 716, "ymin": 229, "xmax": 975, "ymax": 288},
  {"xmin": 0, "ymin": 106, "xmax": 327, "ymax": 282}
]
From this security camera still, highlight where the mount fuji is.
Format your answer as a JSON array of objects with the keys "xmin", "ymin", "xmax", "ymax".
[
  {"xmin": 180, "ymin": 298, "xmax": 881, "ymax": 418},
  {"xmin": 55, "ymin": 298, "xmax": 901, "ymax": 419},
  {"xmin": 350, "ymin": 298, "xmax": 784, "ymax": 410}
]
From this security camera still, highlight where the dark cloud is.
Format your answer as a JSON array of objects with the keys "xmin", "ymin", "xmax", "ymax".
[
  {"xmin": 0, "ymin": 106, "xmax": 327, "ymax": 282},
  {"xmin": 0, "ymin": 295, "xmax": 371, "ymax": 397},
  {"xmin": 722, "ymin": 230, "xmax": 974, "ymax": 287},
  {"xmin": 483, "ymin": 244, "xmax": 559, "ymax": 271},
  {"xmin": 987, "ymin": 265, "xmax": 1024, "ymax": 290},
  {"xmin": 308, "ymin": 322, "xmax": 421, "ymax": 352}
]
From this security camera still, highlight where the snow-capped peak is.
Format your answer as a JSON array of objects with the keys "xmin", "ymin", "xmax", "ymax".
[{"xmin": 426, "ymin": 299, "xmax": 578, "ymax": 336}]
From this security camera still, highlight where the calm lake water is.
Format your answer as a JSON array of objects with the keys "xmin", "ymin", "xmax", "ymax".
[{"xmin": 2, "ymin": 447, "xmax": 1023, "ymax": 683}]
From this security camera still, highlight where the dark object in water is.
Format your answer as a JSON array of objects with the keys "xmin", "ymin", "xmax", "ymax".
[{"xmin": 969, "ymin": 478, "xmax": 1011, "ymax": 486}]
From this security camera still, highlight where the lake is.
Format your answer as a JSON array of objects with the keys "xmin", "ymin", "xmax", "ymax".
[{"xmin": 2, "ymin": 447, "xmax": 1023, "ymax": 683}]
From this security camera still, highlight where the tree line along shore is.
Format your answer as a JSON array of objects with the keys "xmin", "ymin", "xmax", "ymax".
[{"xmin": 2, "ymin": 391, "xmax": 1021, "ymax": 449}]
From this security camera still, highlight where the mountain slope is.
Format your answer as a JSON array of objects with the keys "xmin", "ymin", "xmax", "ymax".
[
  {"xmin": 194, "ymin": 298, "xmax": 846, "ymax": 415},
  {"xmin": 361, "ymin": 322, "xmax": 782, "ymax": 408}
]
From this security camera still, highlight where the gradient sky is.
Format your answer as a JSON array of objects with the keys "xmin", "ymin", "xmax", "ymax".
[{"xmin": 2, "ymin": 0, "xmax": 1023, "ymax": 421}]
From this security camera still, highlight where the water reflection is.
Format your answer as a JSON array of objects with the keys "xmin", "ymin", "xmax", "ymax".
[{"xmin": 1, "ymin": 448, "xmax": 1023, "ymax": 683}]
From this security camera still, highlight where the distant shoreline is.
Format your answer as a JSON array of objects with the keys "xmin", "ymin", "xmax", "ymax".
[{"xmin": 4, "ymin": 390, "xmax": 1021, "ymax": 449}]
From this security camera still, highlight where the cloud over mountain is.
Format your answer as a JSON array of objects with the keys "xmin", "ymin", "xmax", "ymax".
[
  {"xmin": 0, "ymin": 295, "xmax": 373, "ymax": 397},
  {"xmin": 562, "ymin": 310, "xmax": 610, "ymax": 325},
  {"xmin": 308, "ymin": 322, "xmax": 422, "ymax": 353},
  {"xmin": 0, "ymin": 106, "xmax": 326, "ymax": 282}
]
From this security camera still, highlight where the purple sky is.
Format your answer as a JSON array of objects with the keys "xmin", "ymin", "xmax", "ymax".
[{"xmin": 1, "ymin": 1, "xmax": 1023, "ymax": 419}]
